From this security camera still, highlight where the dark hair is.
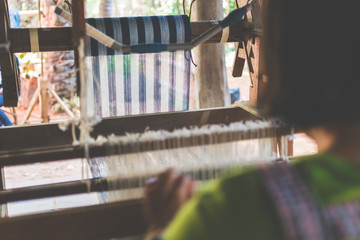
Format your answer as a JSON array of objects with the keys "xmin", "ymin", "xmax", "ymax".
[{"xmin": 259, "ymin": 0, "xmax": 360, "ymax": 128}]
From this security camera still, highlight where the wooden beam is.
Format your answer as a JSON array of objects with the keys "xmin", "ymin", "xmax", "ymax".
[
  {"xmin": 0, "ymin": 107, "xmax": 259, "ymax": 151},
  {"xmin": 0, "ymin": 199, "xmax": 147, "ymax": 240},
  {"xmin": 9, "ymin": 21, "xmax": 260, "ymax": 53},
  {"xmin": 0, "ymin": 107, "xmax": 261, "ymax": 166}
]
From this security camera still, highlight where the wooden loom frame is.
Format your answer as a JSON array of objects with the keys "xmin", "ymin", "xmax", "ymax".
[{"xmin": 0, "ymin": 0, "xmax": 291, "ymax": 239}]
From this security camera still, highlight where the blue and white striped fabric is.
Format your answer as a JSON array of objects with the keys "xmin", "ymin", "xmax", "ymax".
[{"xmin": 84, "ymin": 15, "xmax": 191, "ymax": 118}]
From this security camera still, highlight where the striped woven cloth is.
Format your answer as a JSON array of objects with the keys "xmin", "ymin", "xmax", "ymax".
[
  {"xmin": 259, "ymin": 163, "xmax": 328, "ymax": 240},
  {"xmin": 84, "ymin": 15, "xmax": 191, "ymax": 118},
  {"xmin": 260, "ymin": 162, "xmax": 360, "ymax": 240}
]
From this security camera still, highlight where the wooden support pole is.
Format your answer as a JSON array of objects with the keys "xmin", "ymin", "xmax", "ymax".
[
  {"xmin": 19, "ymin": 87, "xmax": 40, "ymax": 125},
  {"xmin": 0, "ymin": 164, "xmax": 4, "ymax": 190},
  {"xmin": 71, "ymin": 0, "xmax": 86, "ymax": 97},
  {"xmin": 0, "ymin": 0, "xmax": 19, "ymax": 107},
  {"xmin": 39, "ymin": 77, "xmax": 49, "ymax": 123},
  {"xmin": 0, "ymin": 164, "xmax": 7, "ymax": 218},
  {"xmin": 49, "ymin": 87, "xmax": 75, "ymax": 118},
  {"xmin": 245, "ymin": 0, "xmax": 266, "ymax": 106}
]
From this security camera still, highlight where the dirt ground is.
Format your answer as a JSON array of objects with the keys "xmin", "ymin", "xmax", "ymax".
[{"xmin": 2, "ymin": 66, "xmax": 317, "ymax": 216}]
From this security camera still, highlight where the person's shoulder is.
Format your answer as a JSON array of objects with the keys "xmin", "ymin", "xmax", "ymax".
[
  {"xmin": 201, "ymin": 165, "xmax": 262, "ymax": 196},
  {"xmin": 291, "ymin": 152, "xmax": 337, "ymax": 170},
  {"xmin": 164, "ymin": 165, "xmax": 285, "ymax": 240},
  {"xmin": 194, "ymin": 165, "xmax": 283, "ymax": 239},
  {"xmin": 195, "ymin": 164, "xmax": 270, "ymax": 211},
  {"xmin": 219, "ymin": 165, "xmax": 262, "ymax": 190}
]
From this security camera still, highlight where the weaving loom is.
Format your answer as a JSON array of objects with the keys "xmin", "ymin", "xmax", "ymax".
[
  {"xmin": 0, "ymin": 0, "xmax": 292, "ymax": 239},
  {"xmin": 0, "ymin": 117, "xmax": 292, "ymax": 240}
]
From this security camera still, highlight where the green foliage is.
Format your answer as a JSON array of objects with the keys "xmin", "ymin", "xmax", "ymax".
[
  {"xmin": 142, "ymin": 0, "xmax": 181, "ymax": 16},
  {"xmin": 85, "ymin": 0, "xmax": 101, "ymax": 18},
  {"xmin": 18, "ymin": 53, "xmax": 26, "ymax": 59},
  {"xmin": 85, "ymin": 0, "xmax": 239, "ymax": 18},
  {"xmin": 229, "ymin": 0, "xmax": 237, "ymax": 12}
]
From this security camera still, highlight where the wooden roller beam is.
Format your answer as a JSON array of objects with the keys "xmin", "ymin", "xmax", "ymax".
[
  {"xmin": 9, "ymin": 27, "xmax": 72, "ymax": 53},
  {"xmin": 9, "ymin": 21, "xmax": 261, "ymax": 53}
]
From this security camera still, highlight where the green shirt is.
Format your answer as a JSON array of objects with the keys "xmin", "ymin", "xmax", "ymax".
[{"xmin": 163, "ymin": 153, "xmax": 360, "ymax": 240}]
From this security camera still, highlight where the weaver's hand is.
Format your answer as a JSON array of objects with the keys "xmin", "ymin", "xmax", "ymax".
[{"xmin": 144, "ymin": 168, "xmax": 196, "ymax": 231}]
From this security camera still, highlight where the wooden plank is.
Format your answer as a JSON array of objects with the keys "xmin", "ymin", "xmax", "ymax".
[
  {"xmin": 0, "ymin": 199, "xmax": 147, "ymax": 240},
  {"xmin": 9, "ymin": 21, "xmax": 261, "ymax": 53}
]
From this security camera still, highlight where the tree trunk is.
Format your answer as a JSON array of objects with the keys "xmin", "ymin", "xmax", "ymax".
[
  {"xmin": 176, "ymin": 0, "xmax": 181, "ymax": 14},
  {"xmin": 193, "ymin": 0, "xmax": 230, "ymax": 108},
  {"xmin": 42, "ymin": 0, "xmax": 75, "ymax": 99},
  {"xmin": 99, "ymin": 0, "xmax": 114, "ymax": 17}
]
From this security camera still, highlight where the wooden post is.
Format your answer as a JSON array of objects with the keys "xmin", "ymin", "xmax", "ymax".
[
  {"xmin": 234, "ymin": 0, "xmax": 293, "ymax": 156},
  {"xmin": 193, "ymin": 0, "xmax": 230, "ymax": 108},
  {"xmin": 39, "ymin": 77, "xmax": 49, "ymax": 122},
  {"xmin": 244, "ymin": 0, "xmax": 266, "ymax": 106},
  {"xmin": 0, "ymin": 161, "xmax": 9, "ymax": 217},
  {"xmin": 72, "ymin": 0, "xmax": 86, "ymax": 96},
  {"xmin": 0, "ymin": 0, "xmax": 19, "ymax": 107},
  {"xmin": 0, "ymin": 164, "xmax": 4, "ymax": 191}
]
